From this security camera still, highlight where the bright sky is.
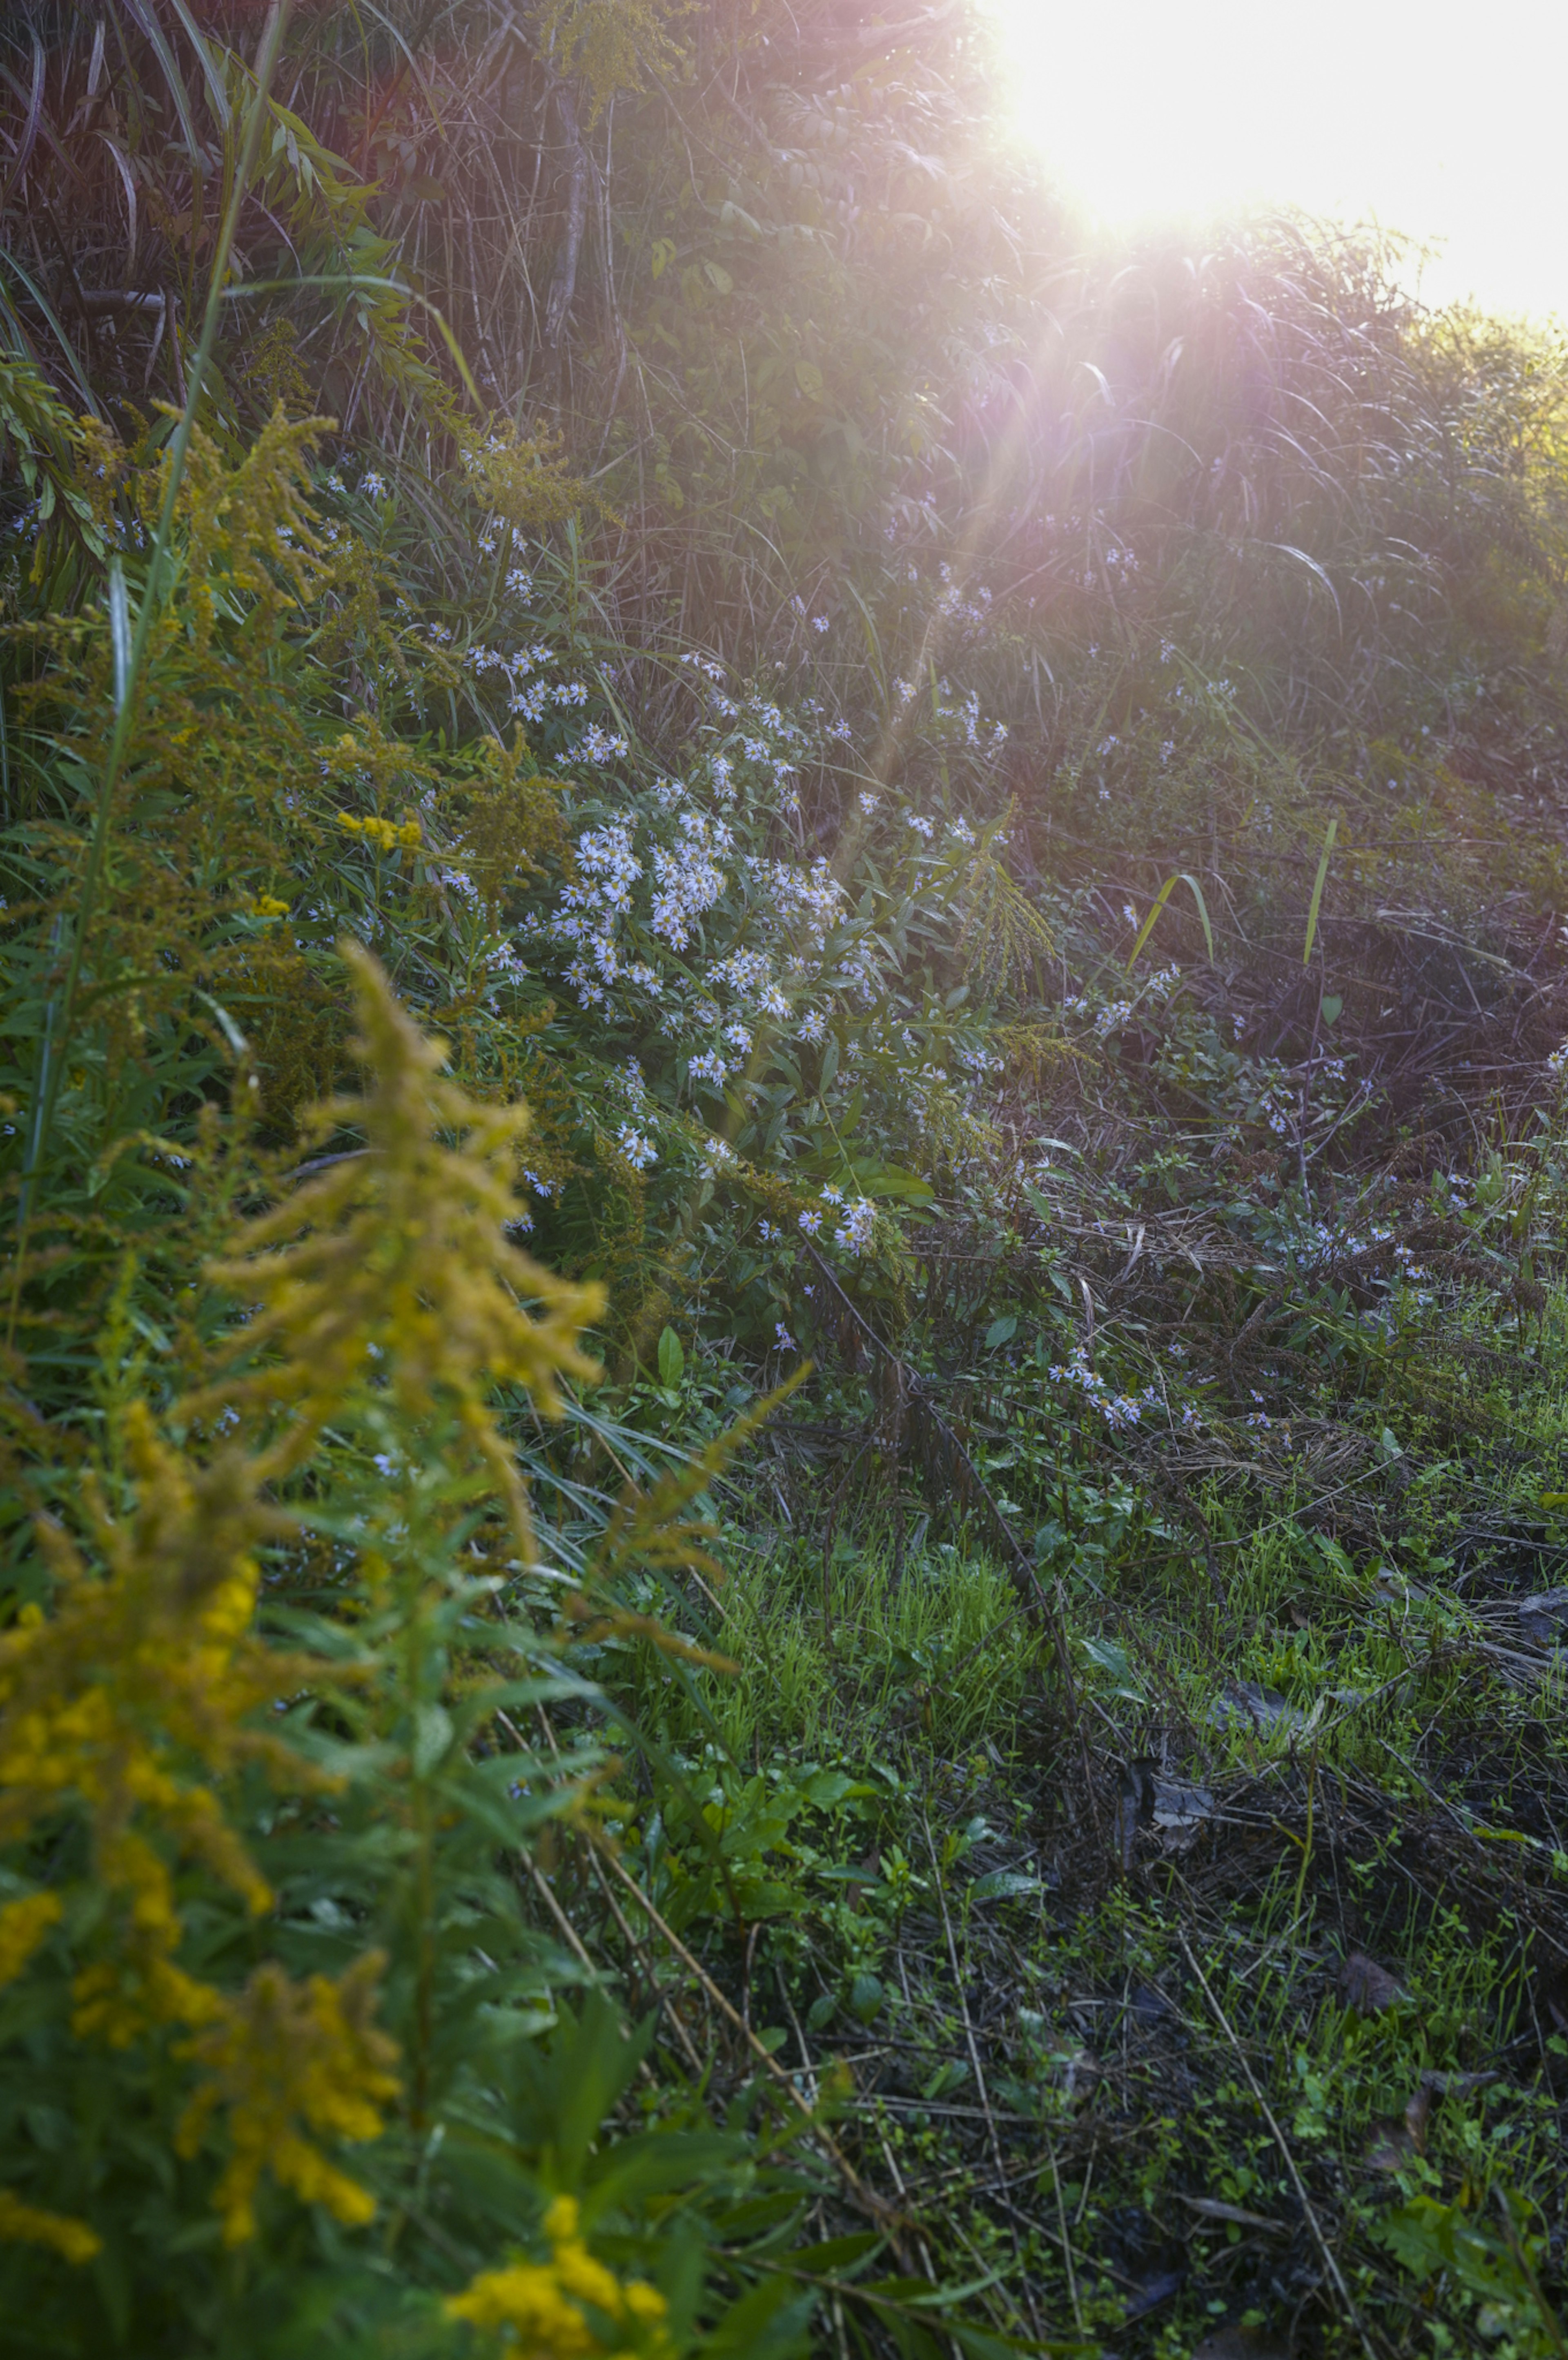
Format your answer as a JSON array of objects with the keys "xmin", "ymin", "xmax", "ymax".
[{"xmin": 986, "ymin": 0, "xmax": 1568, "ymax": 325}]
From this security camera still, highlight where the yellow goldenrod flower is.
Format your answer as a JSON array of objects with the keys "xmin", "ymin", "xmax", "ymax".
[
  {"xmin": 444, "ymin": 2191, "xmax": 668, "ymax": 2358},
  {"xmin": 175, "ymin": 1953, "xmax": 399, "ymax": 2246},
  {"xmin": 0, "ymin": 1891, "xmax": 61, "ymax": 1988},
  {"xmin": 0, "ymin": 2190, "xmax": 102, "ymax": 2265},
  {"xmin": 198, "ymin": 944, "xmax": 604, "ymax": 1549}
]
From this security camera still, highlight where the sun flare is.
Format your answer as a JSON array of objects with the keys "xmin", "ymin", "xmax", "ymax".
[{"xmin": 986, "ymin": 0, "xmax": 1568, "ymax": 323}]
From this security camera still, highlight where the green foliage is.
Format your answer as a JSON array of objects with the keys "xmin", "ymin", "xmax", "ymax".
[{"xmin": 7, "ymin": 6, "xmax": 1568, "ymax": 2355}]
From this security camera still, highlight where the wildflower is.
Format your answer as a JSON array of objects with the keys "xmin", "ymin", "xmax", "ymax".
[
  {"xmin": 174, "ymin": 1954, "xmax": 400, "ymax": 2246},
  {"xmin": 650, "ymin": 814, "xmax": 726, "ymax": 948},
  {"xmin": 616, "ymin": 1126, "xmax": 657, "ymax": 1172},
  {"xmin": 359, "ymin": 470, "xmax": 388, "ymax": 498},
  {"xmin": 836, "ymin": 1198, "xmax": 876, "ymax": 1254},
  {"xmin": 758, "ymin": 1221, "xmax": 780, "ymax": 1242},
  {"xmin": 774, "ymin": 1323, "xmax": 796, "ymax": 1351},
  {"xmin": 797, "ymin": 1210, "xmax": 822, "ymax": 1235},
  {"xmin": 906, "ymin": 814, "xmax": 934, "ymax": 839},
  {"xmin": 821, "ymin": 1184, "xmax": 843, "ymax": 1204},
  {"xmin": 0, "ymin": 1890, "xmax": 62, "ymax": 1990},
  {"xmin": 0, "ymin": 2192, "xmax": 101, "ymax": 2266},
  {"xmin": 688, "ymin": 1048, "xmax": 729, "ymax": 1089},
  {"xmin": 337, "ymin": 812, "xmax": 422, "ymax": 853},
  {"xmin": 198, "ymin": 944, "xmax": 604, "ymax": 1548},
  {"xmin": 812, "ymin": 613, "xmax": 831, "ymax": 632},
  {"xmin": 445, "ymin": 2193, "xmax": 666, "ymax": 2359},
  {"xmin": 575, "ymin": 722, "xmax": 629, "ymax": 766}
]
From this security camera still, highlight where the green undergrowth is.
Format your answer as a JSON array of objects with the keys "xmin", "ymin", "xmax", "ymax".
[{"xmin": 5, "ymin": 3, "xmax": 1568, "ymax": 2355}]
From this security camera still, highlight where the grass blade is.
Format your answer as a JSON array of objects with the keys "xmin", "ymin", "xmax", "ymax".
[
  {"xmin": 1127, "ymin": 871, "xmax": 1215, "ymax": 970},
  {"xmin": 1125, "ymin": 875, "xmax": 1176, "ymax": 970},
  {"xmin": 1303, "ymin": 817, "xmax": 1338, "ymax": 966}
]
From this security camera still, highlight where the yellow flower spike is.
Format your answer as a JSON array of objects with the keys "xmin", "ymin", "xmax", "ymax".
[
  {"xmin": 197, "ymin": 943, "xmax": 604, "ymax": 1552},
  {"xmin": 552, "ymin": 2238, "xmax": 628, "ymax": 2317},
  {"xmin": 445, "ymin": 2197, "xmax": 669, "ymax": 2358},
  {"xmin": 543, "ymin": 2193, "xmax": 581, "ymax": 2246},
  {"xmin": 254, "ymin": 894, "xmax": 290, "ymax": 917},
  {"xmin": 0, "ymin": 1891, "xmax": 62, "ymax": 1988},
  {"xmin": 175, "ymin": 1953, "xmax": 399, "ymax": 2244},
  {"xmin": 0, "ymin": 1402, "xmax": 346, "ymax": 2049},
  {"xmin": 0, "ymin": 2191, "xmax": 102, "ymax": 2266}
]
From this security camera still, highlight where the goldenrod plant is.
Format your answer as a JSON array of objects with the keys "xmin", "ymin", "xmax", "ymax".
[
  {"xmin": 0, "ymin": 948, "xmax": 841, "ymax": 2355},
  {"xmin": 6, "ymin": 4, "xmax": 1568, "ymax": 2354}
]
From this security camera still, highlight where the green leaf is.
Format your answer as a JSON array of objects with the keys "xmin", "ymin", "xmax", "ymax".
[
  {"xmin": 1078, "ymin": 1635, "xmax": 1132, "ymax": 1682},
  {"xmin": 858, "ymin": 1162, "xmax": 935, "ymax": 1205},
  {"xmin": 657, "ymin": 1325, "xmax": 684, "ymax": 1388},
  {"xmin": 1320, "ymin": 993, "xmax": 1343, "ymax": 1026},
  {"xmin": 849, "ymin": 1972, "xmax": 884, "ymax": 2024},
  {"xmin": 791, "ymin": 2231, "xmax": 884, "ymax": 2273},
  {"xmin": 1078, "ymin": 1635, "xmax": 1144, "ymax": 1700},
  {"xmin": 412, "ymin": 1703, "xmax": 453, "ymax": 1776},
  {"xmin": 984, "ymin": 1314, "xmax": 1017, "ymax": 1349},
  {"xmin": 969, "ymin": 1870, "xmax": 1042, "ymax": 1901}
]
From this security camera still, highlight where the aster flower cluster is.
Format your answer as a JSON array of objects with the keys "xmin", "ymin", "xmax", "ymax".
[
  {"xmin": 1048, "ymin": 1344, "xmax": 1159, "ymax": 1432},
  {"xmin": 651, "ymin": 809, "xmax": 731, "ymax": 948},
  {"xmin": 554, "ymin": 821, "xmax": 640, "ymax": 1005},
  {"xmin": 574, "ymin": 720, "xmax": 630, "ymax": 767}
]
